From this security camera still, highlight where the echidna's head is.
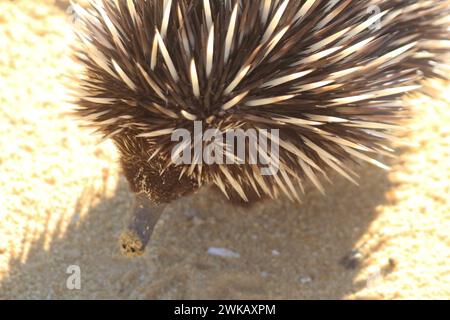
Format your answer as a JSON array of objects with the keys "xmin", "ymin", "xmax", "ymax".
[
  {"xmin": 114, "ymin": 133, "xmax": 199, "ymax": 205},
  {"xmin": 72, "ymin": 0, "xmax": 449, "ymax": 207}
]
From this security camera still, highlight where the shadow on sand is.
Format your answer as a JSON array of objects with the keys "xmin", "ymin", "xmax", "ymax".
[{"xmin": 0, "ymin": 158, "xmax": 397, "ymax": 299}]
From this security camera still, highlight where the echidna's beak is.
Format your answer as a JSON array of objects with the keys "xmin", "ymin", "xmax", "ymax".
[{"xmin": 119, "ymin": 193, "xmax": 165, "ymax": 257}]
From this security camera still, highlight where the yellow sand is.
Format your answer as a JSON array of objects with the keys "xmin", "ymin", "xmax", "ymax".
[{"xmin": 0, "ymin": 0, "xmax": 449, "ymax": 299}]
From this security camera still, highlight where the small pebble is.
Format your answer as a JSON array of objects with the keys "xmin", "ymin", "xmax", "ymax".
[
  {"xmin": 207, "ymin": 247, "xmax": 240, "ymax": 258},
  {"xmin": 340, "ymin": 249, "xmax": 364, "ymax": 270},
  {"xmin": 183, "ymin": 208, "xmax": 197, "ymax": 219},
  {"xmin": 299, "ymin": 276, "xmax": 312, "ymax": 284}
]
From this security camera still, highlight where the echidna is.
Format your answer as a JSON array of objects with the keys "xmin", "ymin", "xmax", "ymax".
[{"xmin": 71, "ymin": 0, "xmax": 449, "ymax": 256}]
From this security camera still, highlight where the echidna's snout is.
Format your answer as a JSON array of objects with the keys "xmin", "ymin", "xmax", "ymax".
[
  {"xmin": 118, "ymin": 152, "xmax": 199, "ymax": 256},
  {"xmin": 119, "ymin": 193, "xmax": 165, "ymax": 257}
]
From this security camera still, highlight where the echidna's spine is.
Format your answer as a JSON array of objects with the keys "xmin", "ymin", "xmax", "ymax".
[{"xmin": 72, "ymin": 0, "xmax": 450, "ymax": 202}]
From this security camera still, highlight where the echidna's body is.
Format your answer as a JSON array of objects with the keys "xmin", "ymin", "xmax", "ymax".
[{"xmin": 72, "ymin": 1, "xmax": 449, "ymax": 207}]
